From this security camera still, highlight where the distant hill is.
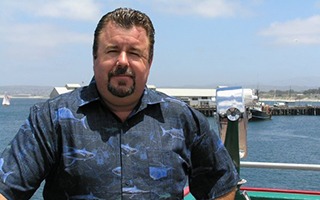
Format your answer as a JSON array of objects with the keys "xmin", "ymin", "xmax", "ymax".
[
  {"xmin": 156, "ymin": 83, "xmax": 318, "ymax": 92},
  {"xmin": 0, "ymin": 85, "xmax": 53, "ymax": 97},
  {"xmin": 154, "ymin": 76, "xmax": 320, "ymax": 92}
]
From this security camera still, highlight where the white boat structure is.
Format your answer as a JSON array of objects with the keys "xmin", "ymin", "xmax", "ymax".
[{"xmin": 2, "ymin": 94, "xmax": 10, "ymax": 106}]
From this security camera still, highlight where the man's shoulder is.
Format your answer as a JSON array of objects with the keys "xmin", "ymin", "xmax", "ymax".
[
  {"xmin": 146, "ymin": 88, "xmax": 187, "ymax": 106},
  {"xmin": 145, "ymin": 88, "xmax": 206, "ymax": 119}
]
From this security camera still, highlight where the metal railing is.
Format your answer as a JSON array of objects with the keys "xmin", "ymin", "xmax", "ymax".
[{"xmin": 241, "ymin": 161, "xmax": 320, "ymax": 171}]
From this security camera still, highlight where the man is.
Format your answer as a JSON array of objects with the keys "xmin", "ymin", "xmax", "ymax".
[{"xmin": 0, "ymin": 8, "xmax": 239, "ymax": 199}]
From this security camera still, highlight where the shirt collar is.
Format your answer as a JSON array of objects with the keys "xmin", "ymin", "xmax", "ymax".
[{"xmin": 78, "ymin": 77, "xmax": 100, "ymax": 107}]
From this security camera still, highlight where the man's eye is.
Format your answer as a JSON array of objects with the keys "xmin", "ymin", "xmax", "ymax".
[
  {"xmin": 129, "ymin": 52, "xmax": 140, "ymax": 57},
  {"xmin": 107, "ymin": 50, "xmax": 118, "ymax": 54}
]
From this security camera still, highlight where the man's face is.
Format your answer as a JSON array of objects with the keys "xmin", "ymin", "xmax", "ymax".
[{"xmin": 94, "ymin": 21, "xmax": 151, "ymax": 105}]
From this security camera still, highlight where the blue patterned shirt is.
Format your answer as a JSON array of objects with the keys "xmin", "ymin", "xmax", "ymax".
[{"xmin": 0, "ymin": 79, "xmax": 239, "ymax": 199}]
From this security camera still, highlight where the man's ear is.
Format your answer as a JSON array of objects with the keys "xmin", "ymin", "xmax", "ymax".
[
  {"xmin": 93, "ymin": 55, "xmax": 98, "ymax": 67},
  {"xmin": 148, "ymin": 58, "xmax": 153, "ymax": 69}
]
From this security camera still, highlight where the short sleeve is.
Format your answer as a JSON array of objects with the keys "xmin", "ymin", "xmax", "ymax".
[
  {"xmin": 188, "ymin": 110, "xmax": 240, "ymax": 199},
  {"xmin": 0, "ymin": 103, "xmax": 56, "ymax": 200}
]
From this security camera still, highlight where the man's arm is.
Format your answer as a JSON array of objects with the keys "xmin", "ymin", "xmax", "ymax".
[
  {"xmin": 216, "ymin": 187, "xmax": 237, "ymax": 200},
  {"xmin": 0, "ymin": 194, "xmax": 7, "ymax": 200}
]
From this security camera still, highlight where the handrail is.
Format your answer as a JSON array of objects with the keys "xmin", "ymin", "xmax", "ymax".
[
  {"xmin": 240, "ymin": 161, "xmax": 320, "ymax": 171},
  {"xmin": 184, "ymin": 162, "xmax": 320, "ymax": 199},
  {"xmin": 241, "ymin": 187, "xmax": 320, "ymax": 196}
]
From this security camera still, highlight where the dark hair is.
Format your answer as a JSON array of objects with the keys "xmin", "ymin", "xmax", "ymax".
[{"xmin": 93, "ymin": 8, "xmax": 155, "ymax": 64}]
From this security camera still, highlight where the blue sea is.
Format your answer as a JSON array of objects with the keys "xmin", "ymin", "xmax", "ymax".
[{"xmin": 0, "ymin": 98, "xmax": 319, "ymax": 199}]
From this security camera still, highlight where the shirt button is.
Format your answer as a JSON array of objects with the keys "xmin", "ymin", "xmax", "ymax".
[{"xmin": 125, "ymin": 180, "xmax": 131, "ymax": 186}]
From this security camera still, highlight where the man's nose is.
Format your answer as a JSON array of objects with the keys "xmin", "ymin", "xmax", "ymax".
[{"xmin": 117, "ymin": 51, "xmax": 129, "ymax": 67}]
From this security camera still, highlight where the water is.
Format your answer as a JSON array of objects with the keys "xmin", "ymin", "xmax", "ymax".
[
  {"xmin": 241, "ymin": 116, "xmax": 320, "ymax": 191},
  {"xmin": 208, "ymin": 115, "xmax": 320, "ymax": 192},
  {"xmin": 0, "ymin": 98, "xmax": 46, "ymax": 200},
  {"xmin": 1, "ymin": 99, "xmax": 319, "ymax": 199}
]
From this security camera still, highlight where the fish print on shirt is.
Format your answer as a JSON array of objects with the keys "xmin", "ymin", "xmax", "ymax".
[
  {"xmin": 122, "ymin": 185, "xmax": 150, "ymax": 199},
  {"xmin": 160, "ymin": 126, "xmax": 185, "ymax": 140},
  {"xmin": 121, "ymin": 144, "xmax": 138, "ymax": 157},
  {"xmin": 149, "ymin": 166, "xmax": 172, "ymax": 180},
  {"xmin": 0, "ymin": 158, "xmax": 13, "ymax": 183},
  {"xmin": 63, "ymin": 146, "xmax": 95, "ymax": 167},
  {"xmin": 112, "ymin": 166, "xmax": 121, "ymax": 177},
  {"xmin": 55, "ymin": 107, "xmax": 87, "ymax": 129},
  {"xmin": 93, "ymin": 148, "xmax": 110, "ymax": 166}
]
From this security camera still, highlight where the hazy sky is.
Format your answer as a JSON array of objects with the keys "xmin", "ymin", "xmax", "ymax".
[{"xmin": 1, "ymin": 0, "xmax": 320, "ymax": 88}]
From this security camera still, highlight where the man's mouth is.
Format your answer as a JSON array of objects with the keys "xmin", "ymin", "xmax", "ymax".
[{"xmin": 108, "ymin": 67, "xmax": 135, "ymax": 79}]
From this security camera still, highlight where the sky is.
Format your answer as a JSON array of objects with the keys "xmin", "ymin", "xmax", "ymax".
[{"xmin": 1, "ymin": 0, "xmax": 320, "ymax": 89}]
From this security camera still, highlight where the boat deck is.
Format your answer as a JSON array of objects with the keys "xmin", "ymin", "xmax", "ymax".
[
  {"xmin": 184, "ymin": 188, "xmax": 320, "ymax": 199},
  {"xmin": 242, "ymin": 187, "xmax": 320, "ymax": 200}
]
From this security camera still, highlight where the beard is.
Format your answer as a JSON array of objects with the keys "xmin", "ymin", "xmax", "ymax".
[
  {"xmin": 107, "ymin": 66, "xmax": 136, "ymax": 98},
  {"xmin": 107, "ymin": 81, "xmax": 135, "ymax": 97}
]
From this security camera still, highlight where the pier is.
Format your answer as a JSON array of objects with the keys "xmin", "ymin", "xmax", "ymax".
[
  {"xmin": 271, "ymin": 106, "xmax": 320, "ymax": 116},
  {"xmin": 194, "ymin": 106, "xmax": 320, "ymax": 117}
]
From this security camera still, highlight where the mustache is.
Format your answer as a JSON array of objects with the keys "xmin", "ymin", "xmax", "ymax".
[{"xmin": 108, "ymin": 66, "xmax": 135, "ymax": 78}]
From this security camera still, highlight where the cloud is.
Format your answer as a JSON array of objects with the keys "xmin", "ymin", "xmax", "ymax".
[
  {"xmin": 151, "ymin": 0, "xmax": 247, "ymax": 18},
  {"xmin": 35, "ymin": 0, "xmax": 101, "ymax": 21},
  {"xmin": 0, "ymin": 0, "xmax": 96, "ymax": 60},
  {"xmin": 259, "ymin": 15, "xmax": 320, "ymax": 45},
  {"xmin": 4, "ymin": 23, "xmax": 91, "ymax": 47},
  {"xmin": 0, "ymin": 0, "xmax": 101, "ymax": 22},
  {"xmin": 1, "ymin": 22, "xmax": 92, "ymax": 61}
]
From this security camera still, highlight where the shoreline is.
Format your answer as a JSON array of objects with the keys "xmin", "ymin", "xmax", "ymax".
[
  {"xmin": 0, "ymin": 95, "xmax": 49, "ymax": 99},
  {"xmin": 260, "ymin": 98, "xmax": 320, "ymax": 103}
]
